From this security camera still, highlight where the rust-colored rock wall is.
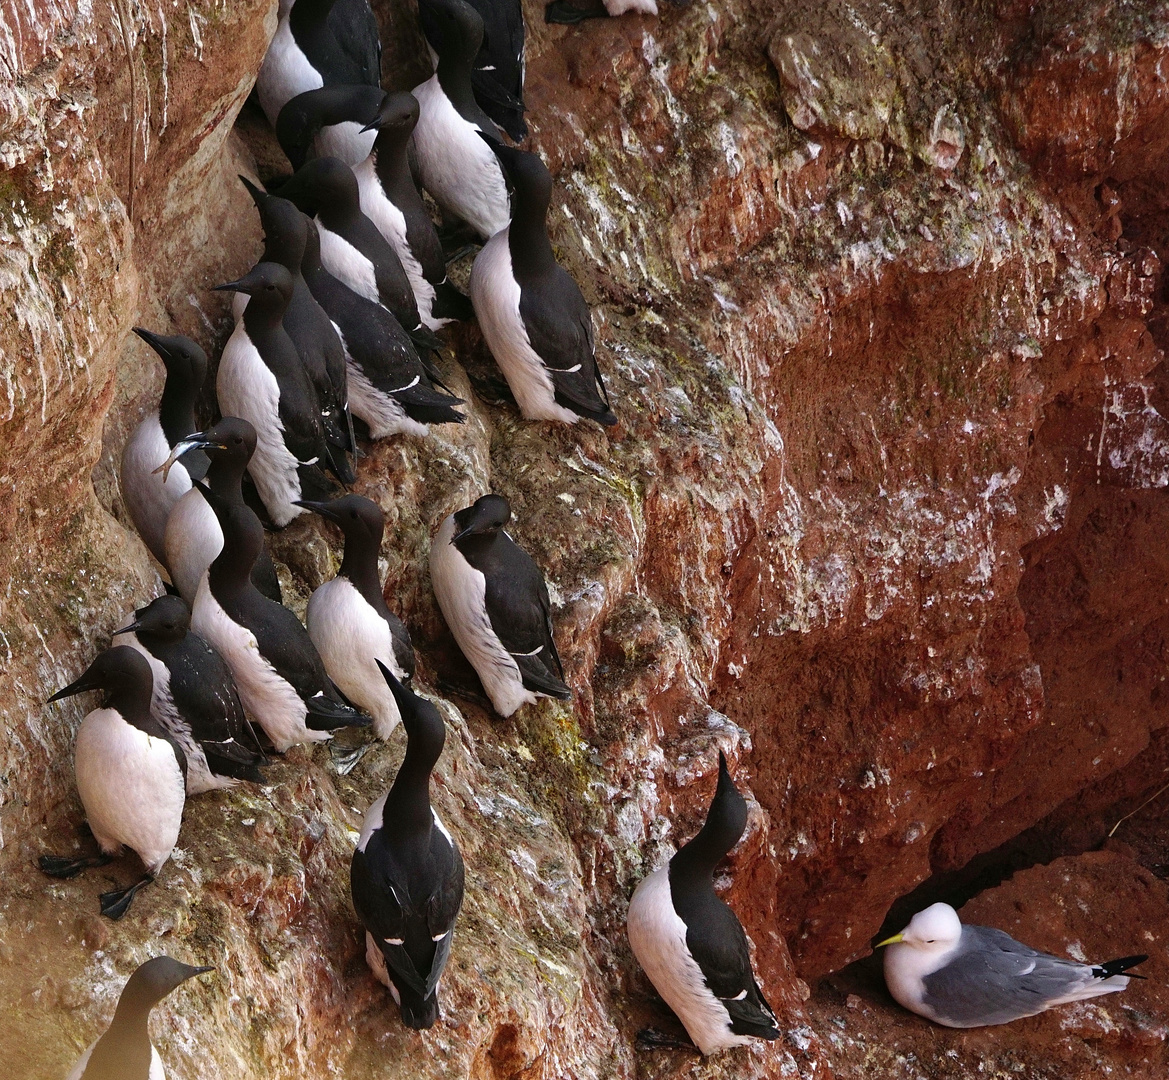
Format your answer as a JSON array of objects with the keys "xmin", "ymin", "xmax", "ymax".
[{"xmin": 2, "ymin": 1, "xmax": 1169, "ymax": 1079}]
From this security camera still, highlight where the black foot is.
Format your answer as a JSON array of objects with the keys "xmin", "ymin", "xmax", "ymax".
[
  {"xmin": 468, "ymin": 373, "xmax": 516, "ymax": 407},
  {"xmin": 437, "ymin": 220, "xmax": 480, "ymax": 260},
  {"xmin": 99, "ymin": 875, "xmax": 153, "ymax": 920},
  {"xmin": 329, "ymin": 729, "xmax": 374, "ymax": 775},
  {"xmin": 39, "ymin": 853, "xmax": 113, "ymax": 879},
  {"xmin": 635, "ymin": 1027, "xmax": 699, "ymax": 1053},
  {"xmin": 545, "ymin": 0, "xmax": 609, "ymax": 23}
]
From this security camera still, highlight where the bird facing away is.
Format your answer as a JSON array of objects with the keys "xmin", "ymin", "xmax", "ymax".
[
  {"xmin": 355, "ymin": 92, "xmax": 474, "ymax": 330},
  {"xmin": 429, "ymin": 493, "xmax": 571, "ymax": 717},
  {"xmin": 120, "ymin": 328, "xmax": 209, "ymax": 567},
  {"xmin": 351, "ymin": 664, "xmax": 465, "ymax": 1029},
  {"xmin": 627, "ymin": 752, "xmax": 780, "ymax": 1055},
  {"xmin": 190, "ymin": 478, "xmax": 371, "ymax": 751},
  {"xmin": 299, "ymin": 215, "xmax": 465, "ymax": 437},
  {"xmin": 410, "ymin": 0, "xmax": 510, "ymax": 240},
  {"xmin": 213, "ymin": 261, "xmax": 339, "ymax": 528},
  {"xmin": 877, "ymin": 902, "xmax": 1148, "ymax": 1028},
  {"xmin": 419, "ymin": 0, "xmax": 527, "ymax": 141},
  {"xmin": 112, "ymin": 594, "xmax": 267, "ymax": 794},
  {"xmin": 160, "ymin": 417, "xmax": 284, "ymax": 605},
  {"xmin": 65, "ymin": 956, "xmax": 213, "ymax": 1080},
  {"xmin": 298, "ymin": 495, "xmax": 417, "ymax": 739},
  {"xmin": 39, "ymin": 647, "xmax": 186, "ymax": 920},
  {"xmin": 470, "ymin": 143, "xmax": 616, "ymax": 426}
]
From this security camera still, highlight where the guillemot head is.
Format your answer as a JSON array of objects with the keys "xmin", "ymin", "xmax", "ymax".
[
  {"xmin": 114, "ymin": 594, "xmax": 191, "ymax": 645},
  {"xmin": 278, "ymin": 156, "xmax": 360, "ymax": 218},
  {"xmin": 360, "ymin": 91, "xmax": 420, "ymax": 137},
  {"xmin": 48, "ymin": 646, "xmax": 153, "ymax": 708},
  {"xmin": 377, "ymin": 660, "xmax": 446, "ymax": 757},
  {"xmin": 239, "ymin": 178, "xmax": 309, "ymax": 270},
  {"xmin": 481, "ymin": 139, "xmax": 553, "ymax": 211},
  {"xmin": 277, "ymin": 85, "xmax": 387, "ymax": 171},
  {"xmin": 876, "ymin": 903, "xmax": 963, "ymax": 956},
  {"xmin": 451, "ymin": 493, "xmax": 511, "ymax": 542},
  {"xmin": 132, "ymin": 328, "xmax": 208, "ymax": 400},
  {"xmin": 117, "ymin": 956, "xmax": 214, "ymax": 1014},
  {"xmin": 154, "ymin": 416, "xmax": 256, "ymax": 482},
  {"xmin": 212, "ymin": 261, "xmax": 295, "ymax": 317},
  {"xmin": 295, "ymin": 494, "xmax": 385, "ymax": 546},
  {"xmin": 419, "ymin": 0, "xmax": 484, "ymax": 66}
]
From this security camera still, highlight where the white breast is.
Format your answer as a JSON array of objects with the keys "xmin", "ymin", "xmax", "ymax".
[
  {"xmin": 604, "ymin": 0, "xmax": 659, "ymax": 13},
  {"xmin": 470, "ymin": 232, "xmax": 580, "ymax": 424},
  {"xmin": 410, "ymin": 75, "xmax": 510, "ymax": 240},
  {"xmin": 882, "ymin": 941, "xmax": 955, "ymax": 1018},
  {"xmin": 121, "ymin": 415, "xmax": 194, "ymax": 566},
  {"xmin": 256, "ymin": 14, "xmax": 324, "ymax": 125},
  {"xmin": 306, "ymin": 577, "xmax": 405, "ymax": 739},
  {"xmin": 164, "ymin": 487, "xmax": 222, "ymax": 605},
  {"xmin": 191, "ymin": 577, "xmax": 328, "ymax": 752},
  {"xmin": 356, "ymin": 790, "xmax": 388, "ymax": 853},
  {"xmin": 354, "ymin": 157, "xmax": 438, "ymax": 327},
  {"xmin": 112, "ymin": 632, "xmax": 228, "ymax": 796},
  {"xmin": 315, "ymin": 121, "xmax": 377, "ymax": 167},
  {"xmin": 216, "ymin": 323, "xmax": 305, "ymax": 528},
  {"xmin": 74, "ymin": 708, "xmax": 186, "ymax": 877},
  {"xmin": 627, "ymin": 866, "xmax": 748, "ymax": 1055},
  {"xmin": 318, "ymin": 222, "xmax": 381, "ymax": 305},
  {"xmin": 66, "ymin": 1041, "xmax": 165, "ymax": 1080},
  {"xmin": 364, "ymin": 929, "xmax": 397, "ymax": 996},
  {"xmin": 429, "ymin": 513, "xmax": 534, "ymax": 717}
]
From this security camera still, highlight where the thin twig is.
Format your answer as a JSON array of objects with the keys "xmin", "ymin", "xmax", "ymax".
[{"xmin": 1107, "ymin": 778, "xmax": 1169, "ymax": 838}]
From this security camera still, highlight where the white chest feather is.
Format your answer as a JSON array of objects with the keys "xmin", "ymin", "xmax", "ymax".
[
  {"xmin": 67, "ymin": 1040, "xmax": 165, "ymax": 1080},
  {"xmin": 339, "ymin": 329, "xmax": 428, "ymax": 440},
  {"xmin": 429, "ymin": 514, "xmax": 534, "ymax": 717},
  {"xmin": 216, "ymin": 324, "xmax": 305, "ymax": 528},
  {"xmin": 111, "ymin": 633, "xmax": 230, "ymax": 796},
  {"xmin": 257, "ymin": 15, "xmax": 323, "ymax": 124},
  {"xmin": 410, "ymin": 75, "xmax": 510, "ymax": 240},
  {"xmin": 604, "ymin": 0, "xmax": 659, "ymax": 14},
  {"xmin": 315, "ymin": 121, "xmax": 376, "ymax": 167},
  {"xmin": 122, "ymin": 415, "xmax": 193, "ymax": 566},
  {"xmin": 627, "ymin": 866, "xmax": 748, "ymax": 1055},
  {"xmin": 470, "ymin": 233, "xmax": 580, "ymax": 424},
  {"xmin": 306, "ymin": 577, "xmax": 404, "ymax": 739},
  {"xmin": 354, "ymin": 157, "xmax": 437, "ymax": 326},
  {"xmin": 164, "ymin": 487, "xmax": 222, "ymax": 605},
  {"xmin": 882, "ymin": 941, "xmax": 957, "ymax": 1017},
  {"xmin": 74, "ymin": 708, "xmax": 185, "ymax": 877},
  {"xmin": 191, "ymin": 578, "xmax": 328, "ymax": 752},
  {"xmin": 317, "ymin": 222, "xmax": 381, "ymax": 305}
]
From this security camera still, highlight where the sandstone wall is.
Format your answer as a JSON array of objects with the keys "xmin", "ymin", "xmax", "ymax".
[{"xmin": 2, "ymin": 1, "xmax": 1168, "ymax": 1078}]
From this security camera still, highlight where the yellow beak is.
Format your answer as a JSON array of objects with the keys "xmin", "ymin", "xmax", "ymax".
[{"xmin": 875, "ymin": 933, "xmax": 905, "ymax": 947}]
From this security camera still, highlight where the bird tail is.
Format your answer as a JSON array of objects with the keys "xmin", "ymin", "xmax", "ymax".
[
  {"xmin": 396, "ymin": 988, "xmax": 440, "ymax": 1030},
  {"xmin": 305, "ymin": 693, "xmax": 372, "ymax": 732},
  {"xmin": 1094, "ymin": 955, "xmax": 1149, "ymax": 980},
  {"xmin": 514, "ymin": 655, "xmax": 572, "ymax": 701},
  {"xmin": 430, "ymin": 279, "xmax": 473, "ymax": 323}
]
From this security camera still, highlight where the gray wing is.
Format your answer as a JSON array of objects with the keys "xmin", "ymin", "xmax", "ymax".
[{"xmin": 922, "ymin": 927, "xmax": 1099, "ymax": 1027}]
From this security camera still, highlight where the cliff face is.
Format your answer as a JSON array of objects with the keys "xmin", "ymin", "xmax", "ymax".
[{"xmin": 2, "ymin": 1, "xmax": 1169, "ymax": 1079}]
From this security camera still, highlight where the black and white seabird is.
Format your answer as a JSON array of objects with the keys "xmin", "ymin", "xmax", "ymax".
[
  {"xmin": 545, "ymin": 0, "xmax": 659, "ymax": 25},
  {"xmin": 419, "ymin": 0, "xmax": 527, "ymax": 142},
  {"xmin": 471, "ymin": 143, "xmax": 617, "ymax": 426},
  {"xmin": 877, "ymin": 902, "xmax": 1148, "ymax": 1028},
  {"xmin": 189, "ymin": 479, "xmax": 371, "ymax": 751},
  {"xmin": 213, "ymin": 261, "xmax": 339, "ymax": 528},
  {"xmin": 278, "ymin": 157, "xmax": 439, "ymax": 350},
  {"xmin": 429, "ymin": 494, "xmax": 571, "ymax": 717},
  {"xmin": 238, "ymin": 177, "xmax": 354, "ymax": 477},
  {"xmin": 65, "ymin": 956, "xmax": 213, "ymax": 1080},
  {"xmin": 276, "ymin": 84, "xmax": 386, "ymax": 171},
  {"xmin": 39, "ymin": 647, "xmax": 187, "ymax": 920},
  {"xmin": 300, "ymin": 216, "xmax": 466, "ymax": 437},
  {"xmin": 161, "ymin": 418, "xmax": 284, "ymax": 606},
  {"xmin": 351, "ymin": 664, "xmax": 465, "ymax": 1029},
  {"xmin": 113, "ymin": 594, "xmax": 268, "ymax": 795},
  {"xmin": 355, "ymin": 92, "xmax": 474, "ymax": 330},
  {"xmin": 297, "ymin": 495, "xmax": 416, "ymax": 739},
  {"xmin": 410, "ymin": 0, "xmax": 510, "ymax": 241},
  {"xmin": 119, "ymin": 329, "xmax": 210, "ymax": 567},
  {"xmin": 627, "ymin": 752, "xmax": 781, "ymax": 1055},
  {"xmin": 256, "ymin": 0, "xmax": 380, "ymax": 126}
]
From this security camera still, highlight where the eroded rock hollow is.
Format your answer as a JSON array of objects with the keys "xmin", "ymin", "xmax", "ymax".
[{"xmin": 2, "ymin": 1, "xmax": 1168, "ymax": 1077}]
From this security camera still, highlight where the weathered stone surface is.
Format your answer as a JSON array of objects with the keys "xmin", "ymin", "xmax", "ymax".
[{"xmin": 3, "ymin": 1, "xmax": 1169, "ymax": 1079}]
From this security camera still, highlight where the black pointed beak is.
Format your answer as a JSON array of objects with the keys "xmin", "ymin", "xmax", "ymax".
[
  {"xmin": 188, "ymin": 965, "xmax": 215, "ymax": 977},
  {"xmin": 293, "ymin": 499, "xmax": 343, "ymax": 524},
  {"xmin": 211, "ymin": 279, "xmax": 244, "ymax": 293},
  {"xmin": 376, "ymin": 659, "xmax": 407, "ymax": 700},
  {"xmin": 359, "ymin": 118, "xmax": 380, "ymax": 134},
  {"xmin": 451, "ymin": 525, "xmax": 475, "ymax": 543},
  {"xmin": 111, "ymin": 619, "xmax": 144, "ymax": 637},
  {"xmin": 132, "ymin": 327, "xmax": 171, "ymax": 359},
  {"xmin": 238, "ymin": 174, "xmax": 267, "ymax": 207},
  {"xmin": 47, "ymin": 672, "xmax": 99, "ymax": 703}
]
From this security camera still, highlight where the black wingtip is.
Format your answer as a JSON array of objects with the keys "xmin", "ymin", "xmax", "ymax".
[{"xmin": 1095, "ymin": 954, "xmax": 1149, "ymax": 979}]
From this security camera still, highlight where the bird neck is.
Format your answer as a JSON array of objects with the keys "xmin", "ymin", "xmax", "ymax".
[
  {"xmin": 241, "ymin": 295, "xmax": 287, "ymax": 334},
  {"xmin": 435, "ymin": 53, "xmax": 477, "ymax": 112},
  {"xmin": 204, "ymin": 457, "xmax": 248, "ymax": 503},
  {"xmin": 105, "ymin": 682, "xmax": 156, "ymax": 730},
  {"xmin": 507, "ymin": 197, "xmax": 555, "ymax": 279},
  {"xmin": 157, "ymin": 379, "xmax": 199, "ymax": 449},
  {"xmin": 208, "ymin": 509, "xmax": 262, "ymax": 592},
  {"xmin": 339, "ymin": 537, "xmax": 384, "ymax": 612},
  {"xmin": 289, "ymin": 0, "xmax": 337, "ymax": 30},
  {"xmin": 383, "ymin": 739, "xmax": 440, "ymax": 831},
  {"xmin": 668, "ymin": 815, "xmax": 737, "ymax": 887},
  {"xmin": 371, "ymin": 132, "xmax": 415, "ymax": 203}
]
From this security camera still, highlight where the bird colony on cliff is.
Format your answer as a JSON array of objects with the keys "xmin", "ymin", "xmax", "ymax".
[{"xmin": 33, "ymin": 0, "xmax": 1147, "ymax": 1075}]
